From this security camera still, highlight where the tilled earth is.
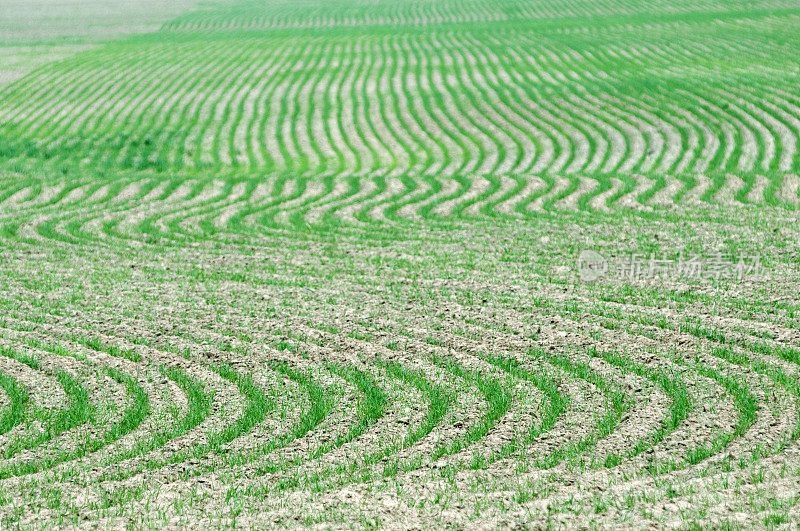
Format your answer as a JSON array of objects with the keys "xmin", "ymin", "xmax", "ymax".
[
  {"xmin": 1, "ymin": 0, "xmax": 800, "ymax": 527},
  {"xmin": 0, "ymin": 181, "xmax": 798, "ymax": 528}
]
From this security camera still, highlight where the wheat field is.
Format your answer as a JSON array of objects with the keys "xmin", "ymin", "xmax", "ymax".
[{"xmin": 0, "ymin": 0, "xmax": 799, "ymax": 528}]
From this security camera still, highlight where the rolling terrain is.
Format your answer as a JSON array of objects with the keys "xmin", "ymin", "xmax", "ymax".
[{"xmin": 0, "ymin": 0, "xmax": 799, "ymax": 528}]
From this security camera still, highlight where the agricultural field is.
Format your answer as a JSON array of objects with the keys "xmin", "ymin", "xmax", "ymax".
[{"xmin": 0, "ymin": 0, "xmax": 799, "ymax": 527}]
